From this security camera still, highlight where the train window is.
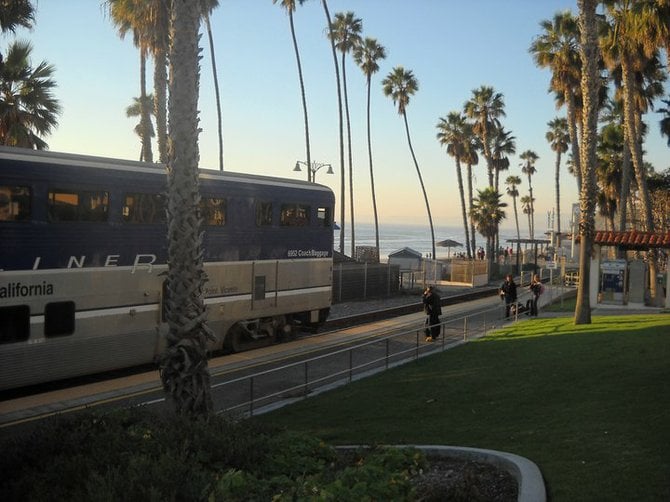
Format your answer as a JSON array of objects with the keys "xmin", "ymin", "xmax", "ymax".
[
  {"xmin": 44, "ymin": 301, "xmax": 75, "ymax": 337},
  {"xmin": 48, "ymin": 190, "xmax": 109, "ymax": 222},
  {"xmin": 0, "ymin": 185, "xmax": 31, "ymax": 222},
  {"xmin": 280, "ymin": 203, "xmax": 310, "ymax": 227},
  {"xmin": 123, "ymin": 193, "xmax": 166, "ymax": 224},
  {"xmin": 0, "ymin": 305, "xmax": 30, "ymax": 344},
  {"xmin": 256, "ymin": 201, "xmax": 273, "ymax": 226},
  {"xmin": 317, "ymin": 206, "xmax": 332, "ymax": 227},
  {"xmin": 200, "ymin": 197, "xmax": 226, "ymax": 226}
]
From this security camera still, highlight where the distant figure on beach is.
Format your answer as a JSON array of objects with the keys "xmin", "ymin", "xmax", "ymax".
[
  {"xmin": 422, "ymin": 286, "xmax": 442, "ymax": 341},
  {"xmin": 499, "ymin": 274, "xmax": 518, "ymax": 319}
]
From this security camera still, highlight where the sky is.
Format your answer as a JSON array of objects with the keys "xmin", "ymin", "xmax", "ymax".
[{"xmin": 9, "ymin": 0, "xmax": 670, "ymax": 235}]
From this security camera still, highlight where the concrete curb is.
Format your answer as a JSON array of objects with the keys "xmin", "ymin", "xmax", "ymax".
[{"xmin": 337, "ymin": 444, "xmax": 546, "ymax": 502}]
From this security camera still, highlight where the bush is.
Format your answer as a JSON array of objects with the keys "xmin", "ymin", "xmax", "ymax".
[{"xmin": 1, "ymin": 408, "xmax": 427, "ymax": 501}]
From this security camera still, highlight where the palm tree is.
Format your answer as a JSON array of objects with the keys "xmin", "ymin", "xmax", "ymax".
[
  {"xmin": 519, "ymin": 150, "xmax": 539, "ymax": 241},
  {"xmin": 464, "ymin": 85, "xmax": 506, "ymax": 188},
  {"xmin": 320, "ymin": 0, "xmax": 345, "ymax": 254},
  {"xmin": 520, "ymin": 195, "xmax": 534, "ymax": 241},
  {"xmin": 0, "ymin": 40, "xmax": 61, "ymax": 149},
  {"xmin": 436, "ymin": 111, "xmax": 472, "ymax": 258},
  {"xmin": 462, "ymin": 125, "xmax": 480, "ymax": 258},
  {"xmin": 273, "ymin": 0, "xmax": 311, "ymax": 182},
  {"xmin": 546, "ymin": 117, "xmax": 570, "ymax": 246},
  {"xmin": 530, "ymin": 10, "xmax": 583, "ymax": 193},
  {"xmin": 106, "ymin": 0, "xmax": 154, "ymax": 163},
  {"xmin": 470, "ymin": 187, "xmax": 506, "ymax": 278},
  {"xmin": 574, "ymin": 0, "xmax": 600, "ymax": 325},
  {"xmin": 200, "ymin": 0, "xmax": 223, "ymax": 170},
  {"xmin": 603, "ymin": 0, "xmax": 659, "ymax": 302},
  {"xmin": 596, "ymin": 122, "xmax": 624, "ymax": 231},
  {"xmin": 126, "ymin": 95, "xmax": 156, "ymax": 161},
  {"xmin": 382, "ymin": 66, "xmax": 436, "ymax": 260},
  {"xmin": 159, "ymin": 0, "xmax": 213, "ymax": 416},
  {"xmin": 505, "ymin": 175, "xmax": 523, "ymax": 273},
  {"xmin": 330, "ymin": 11, "xmax": 362, "ymax": 256},
  {"xmin": 0, "ymin": 0, "xmax": 34, "ymax": 34},
  {"xmin": 353, "ymin": 36, "xmax": 386, "ymax": 261},
  {"xmin": 491, "ymin": 126, "xmax": 516, "ymax": 194}
]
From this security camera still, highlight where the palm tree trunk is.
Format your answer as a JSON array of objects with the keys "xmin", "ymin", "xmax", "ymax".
[
  {"xmin": 566, "ymin": 92, "xmax": 582, "ymax": 193},
  {"xmin": 140, "ymin": 48, "xmax": 153, "ymax": 163},
  {"xmin": 455, "ymin": 157, "xmax": 470, "ymax": 261},
  {"xmin": 621, "ymin": 55, "xmax": 657, "ymax": 300},
  {"xmin": 618, "ymin": 136, "xmax": 631, "ymax": 247},
  {"xmin": 341, "ymin": 52, "xmax": 355, "ymax": 256},
  {"xmin": 153, "ymin": 46, "xmax": 168, "ymax": 164},
  {"xmin": 402, "ymin": 111, "xmax": 436, "ymax": 260},
  {"xmin": 160, "ymin": 0, "xmax": 213, "ymax": 415},
  {"xmin": 365, "ymin": 75, "xmax": 380, "ymax": 261},
  {"xmin": 574, "ymin": 0, "xmax": 599, "ymax": 325},
  {"xmin": 205, "ymin": 13, "xmax": 224, "ymax": 171},
  {"xmin": 555, "ymin": 150, "xmax": 562, "ymax": 248},
  {"xmin": 466, "ymin": 162, "xmax": 475, "ymax": 259},
  {"xmin": 321, "ymin": 0, "xmax": 345, "ymax": 254},
  {"xmin": 513, "ymin": 198, "xmax": 521, "ymax": 273},
  {"xmin": 528, "ymin": 175, "xmax": 535, "ymax": 241},
  {"xmin": 288, "ymin": 11, "xmax": 311, "ymax": 181}
]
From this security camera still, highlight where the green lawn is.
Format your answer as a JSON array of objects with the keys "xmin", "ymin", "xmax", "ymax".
[{"xmin": 257, "ymin": 314, "xmax": 670, "ymax": 501}]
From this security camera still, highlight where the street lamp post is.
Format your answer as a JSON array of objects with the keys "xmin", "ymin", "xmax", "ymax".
[{"xmin": 294, "ymin": 161, "xmax": 334, "ymax": 183}]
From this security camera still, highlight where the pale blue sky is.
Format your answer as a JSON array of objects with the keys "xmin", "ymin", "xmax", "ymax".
[{"xmin": 10, "ymin": 0, "xmax": 670, "ymax": 233}]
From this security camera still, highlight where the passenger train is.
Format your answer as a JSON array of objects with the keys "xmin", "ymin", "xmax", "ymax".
[{"xmin": 0, "ymin": 147, "xmax": 335, "ymax": 391}]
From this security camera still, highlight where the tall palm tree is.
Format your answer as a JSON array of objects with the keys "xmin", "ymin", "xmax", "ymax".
[
  {"xmin": 159, "ymin": 0, "xmax": 213, "ymax": 416},
  {"xmin": 126, "ymin": 94, "xmax": 155, "ymax": 161},
  {"xmin": 200, "ymin": 0, "xmax": 223, "ymax": 170},
  {"xmin": 546, "ymin": 116, "xmax": 570, "ymax": 246},
  {"xmin": 520, "ymin": 195, "xmax": 534, "ymax": 241},
  {"xmin": 320, "ymin": 0, "xmax": 345, "ymax": 254},
  {"xmin": 273, "ymin": 0, "xmax": 311, "ymax": 181},
  {"xmin": 106, "ymin": 0, "xmax": 154, "ymax": 163},
  {"xmin": 464, "ymin": 85, "xmax": 506, "ymax": 188},
  {"xmin": 382, "ymin": 66, "xmax": 436, "ymax": 260},
  {"xmin": 330, "ymin": 11, "xmax": 362, "ymax": 256},
  {"xmin": 596, "ymin": 122, "xmax": 624, "ymax": 231},
  {"xmin": 574, "ymin": 0, "xmax": 600, "ymax": 325},
  {"xmin": 436, "ymin": 111, "xmax": 472, "ymax": 258},
  {"xmin": 470, "ymin": 187, "xmax": 507, "ymax": 278},
  {"xmin": 603, "ymin": 0, "xmax": 659, "ymax": 301},
  {"xmin": 353, "ymin": 36, "xmax": 386, "ymax": 261},
  {"xmin": 462, "ymin": 125, "xmax": 480, "ymax": 258},
  {"xmin": 0, "ymin": 40, "xmax": 61, "ymax": 149},
  {"xmin": 530, "ymin": 10, "xmax": 583, "ymax": 193},
  {"xmin": 519, "ymin": 150, "xmax": 539, "ymax": 241},
  {"xmin": 505, "ymin": 175, "xmax": 523, "ymax": 272}
]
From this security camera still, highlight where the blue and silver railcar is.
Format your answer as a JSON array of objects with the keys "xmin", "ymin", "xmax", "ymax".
[{"xmin": 0, "ymin": 147, "xmax": 334, "ymax": 390}]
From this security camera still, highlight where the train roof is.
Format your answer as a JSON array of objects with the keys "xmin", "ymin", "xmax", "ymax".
[{"xmin": 0, "ymin": 146, "xmax": 332, "ymax": 193}]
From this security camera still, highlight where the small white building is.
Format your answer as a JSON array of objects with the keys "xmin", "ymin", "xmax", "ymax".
[{"xmin": 388, "ymin": 247, "xmax": 423, "ymax": 271}]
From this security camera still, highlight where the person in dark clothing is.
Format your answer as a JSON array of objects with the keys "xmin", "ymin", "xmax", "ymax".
[
  {"xmin": 422, "ymin": 286, "xmax": 442, "ymax": 341},
  {"xmin": 529, "ymin": 274, "xmax": 543, "ymax": 317},
  {"xmin": 499, "ymin": 274, "xmax": 518, "ymax": 318}
]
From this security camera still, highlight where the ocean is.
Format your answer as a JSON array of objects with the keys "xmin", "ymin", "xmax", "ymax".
[{"xmin": 334, "ymin": 222, "xmax": 523, "ymax": 261}]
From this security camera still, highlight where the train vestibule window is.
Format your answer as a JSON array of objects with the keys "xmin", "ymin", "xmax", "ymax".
[
  {"xmin": 0, "ymin": 305, "xmax": 30, "ymax": 344},
  {"xmin": 317, "ymin": 206, "xmax": 332, "ymax": 227},
  {"xmin": 44, "ymin": 301, "xmax": 75, "ymax": 337},
  {"xmin": 0, "ymin": 185, "xmax": 31, "ymax": 222},
  {"xmin": 256, "ymin": 201, "xmax": 273, "ymax": 226}
]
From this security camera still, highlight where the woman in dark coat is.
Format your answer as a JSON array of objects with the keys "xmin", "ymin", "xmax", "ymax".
[{"xmin": 422, "ymin": 286, "xmax": 442, "ymax": 341}]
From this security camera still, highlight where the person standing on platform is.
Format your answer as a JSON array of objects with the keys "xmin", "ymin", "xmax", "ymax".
[
  {"xmin": 529, "ymin": 274, "xmax": 543, "ymax": 317},
  {"xmin": 422, "ymin": 286, "xmax": 442, "ymax": 341},
  {"xmin": 499, "ymin": 274, "xmax": 518, "ymax": 319}
]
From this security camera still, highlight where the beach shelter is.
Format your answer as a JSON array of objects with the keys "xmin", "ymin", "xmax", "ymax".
[{"xmin": 436, "ymin": 239, "xmax": 463, "ymax": 257}]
